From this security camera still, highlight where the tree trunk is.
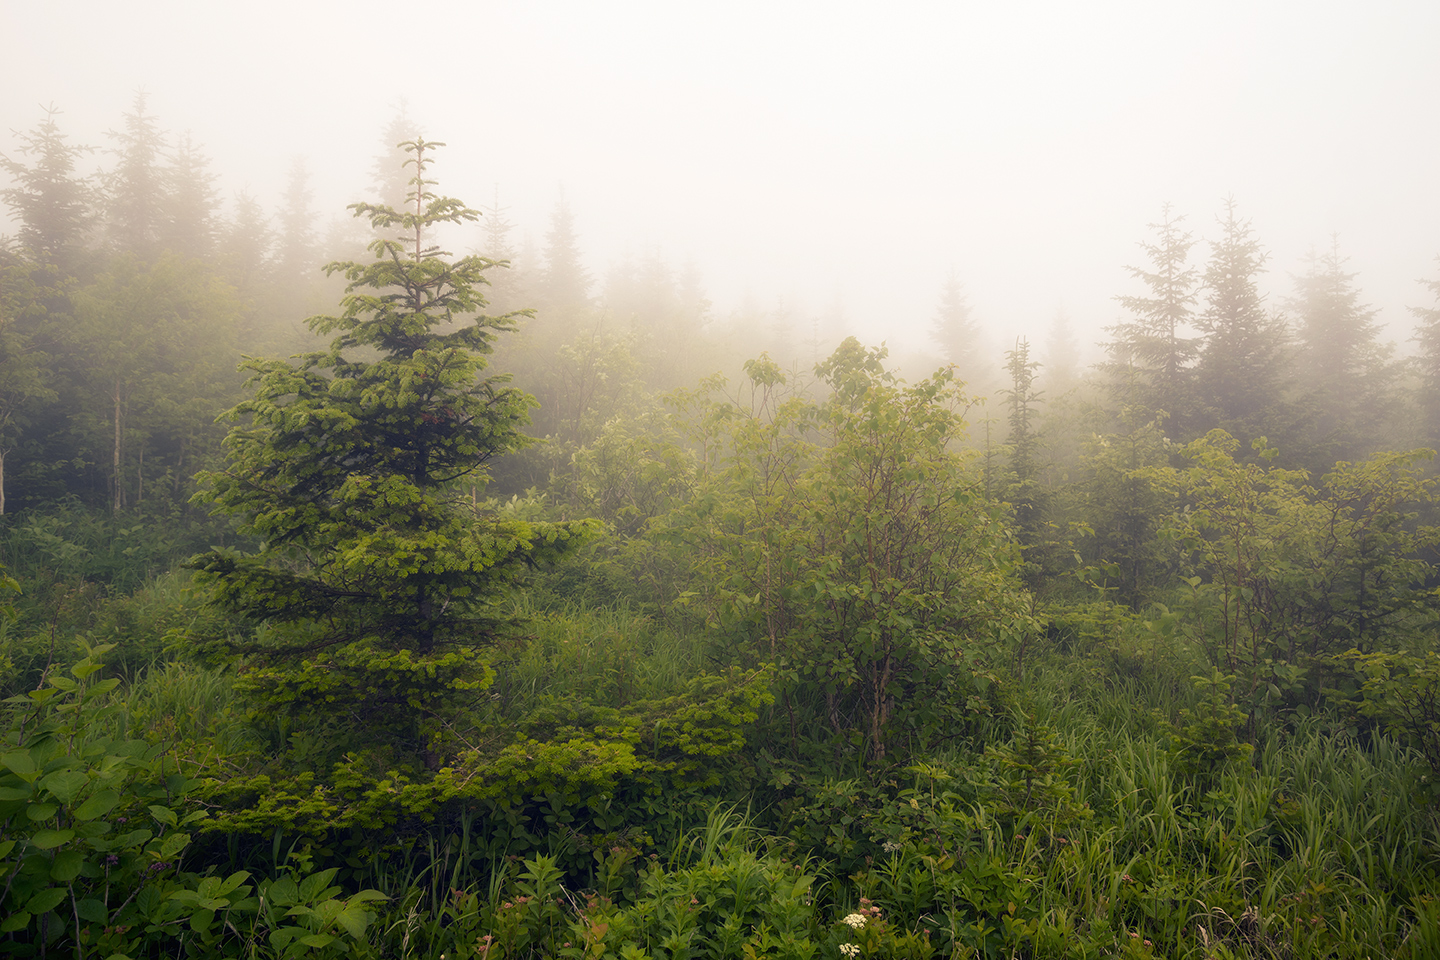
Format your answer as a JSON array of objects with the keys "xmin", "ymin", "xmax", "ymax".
[{"xmin": 0, "ymin": 447, "xmax": 6, "ymax": 516}]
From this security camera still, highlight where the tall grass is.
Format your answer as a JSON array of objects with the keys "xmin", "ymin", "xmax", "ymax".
[{"xmin": 492, "ymin": 596, "xmax": 709, "ymax": 713}]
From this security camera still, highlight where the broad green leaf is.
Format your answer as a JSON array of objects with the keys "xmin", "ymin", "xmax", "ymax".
[
  {"xmin": 50, "ymin": 848, "xmax": 85, "ymax": 882},
  {"xmin": 149, "ymin": 804, "xmax": 178, "ymax": 827},
  {"xmin": 0, "ymin": 911, "xmax": 30, "ymax": 933},
  {"xmin": 41, "ymin": 770, "xmax": 90, "ymax": 803},
  {"xmin": 0, "ymin": 785, "xmax": 33, "ymax": 801},
  {"xmin": 73, "ymin": 789, "xmax": 120, "ymax": 821},
  {"xmin": 1, "ymin": 752, "xmax": 37, "ymax": 777},
  {"xmin": 76, "ymin": 897, "xmax": 107, "ymax": 923},
  {"xmin": 26, "ymin": 802, "xmax": 59, "ymax": 821},
  {"xmin": 30, "ymin": 829, "xmax": 75, "ymax": 849},
  {"xmin": 335, "ymin": 905, "xmax": 370, "ymax": 939},
  {"xmin": 159, "ymin": 831, "xmax": 190, "ymax": 858},
  {"xmin": 25, "ymin": 885, "xmax": 67, "ymax": 914}
]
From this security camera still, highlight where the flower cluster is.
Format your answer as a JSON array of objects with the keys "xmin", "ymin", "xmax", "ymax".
[
  {"xmin": 839, "ymin": 943, "xmax": 861, "ymax": 957},
  {"xmin": 842, "ymin": 913, "xmax": 867, "ymax": 929}
]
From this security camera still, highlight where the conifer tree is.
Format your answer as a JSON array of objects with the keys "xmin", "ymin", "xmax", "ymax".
[
  {"xmin": 0, "ymin": 106, "xmax": 93, "ymax": 269},
  {"xmin": 1288, "ymin": 239, "xmax": 1392, "ymax": 465},
  {"xmin": 104, "ymin": 92, "xmax": 168, "ymax": 259},
  {"xmin": 162, "ymin": 132, "xmax": 219, "ymax": 259},
  {"xmin": 190, "ymin": 140, "xmax": 596, "ymax": 763},
  {"xmin": 1193, "ymin": 197, "xmax": 1290, "ymax": 444},
  {"xmin": 478, "ymin": 186, "xmax": 526, "ymax": 317},
  {"xmin": 272, "ymin": 157, "xmax": 318, "ymax": 288},
  {"xmin": 1103, "ymin": 205, "xmax": 1198, "ymax": 435},
  {"xmin": 538, "ymin": 191, "xmax": 591, "ymax": 315},
  {"xmin": 930, "ymin": 271, "xmax": 981, "ymax": 371},
  {"xmin": 370, "ymin": 103, "xmax": 416, "ymax": 214},
  {"xmin": 1004, "ymin": 336, "xmax": 1045, "ymax": 563},
  {"xmin": 217, "ymin": 190, "xmax": 272, "ymax": 304},
  {"xmin": 0, "ymin": 257, "xmax": 57, "ymax": 515},
  {"xmin": 1413, "ymin": 256, "xmax": 1440, "ymax": 449}
]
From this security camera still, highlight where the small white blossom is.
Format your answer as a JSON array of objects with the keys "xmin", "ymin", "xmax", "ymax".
[
  {"xmin": 839, "ymin": 944, "xmax": 861, "ymax": 957},
  {"xmin": 881, "ymin": 840, "xmax": 903, "ymax": 854},
  {"xmin": 842, "ymin": 913, "xmax": 867, "ymax": 929}
]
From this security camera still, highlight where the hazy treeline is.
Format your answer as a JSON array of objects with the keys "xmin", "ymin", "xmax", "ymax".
[{"xmin": 5, "ymin": 97, "xmax": 1440, "ymax": 522}]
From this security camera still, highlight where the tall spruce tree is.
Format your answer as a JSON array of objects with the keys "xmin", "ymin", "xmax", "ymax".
[
  {"xmin": 1004, "ymin": 336, "xmax": 1045, "ymax": 567},
  {"xmin": 1193, "ymin": 197, "xmax": 1290, "ymax": 445},
  {"xmin": 1103, "ymin": 205, "xmax": 1199, "ymax": 436},
  {"xmin": 1413, "ymin": 256, "xmax": 1440, "ymax": 449},
  {"xmin": 190, "ymin": 140, "xmax": 596, "ymax": 764},
  {"xmin": 371, "ymin": 104, "xmax": 417, "ymax": 213},
  {"xmin": 272, "ymin": 157, "xmax": 319, "ymax": 288},
  {"xmin": 930, "ymin": 272, "xmax": 981, "ymax": 372},
  {"xmin": 162, "ymin": 132, "xmax": 219, "ymax": 259},
  {"xmin": 477, "ymin": 186, "xmax": 525, "ymax": 317},
  {"xmin": 538, "ymin": 190, "xmax": 591, "ymax": 316},
  {"xmin": 104, "ymin": 92, "xmax": 168, "ymax": 260},
  {"xmin": 1288, "ymin": 239, "xmax": 1392, "ymax": 465},
  {"xmin": 0, "ymin": 106, "xmax": 93, "ymax": 270}
]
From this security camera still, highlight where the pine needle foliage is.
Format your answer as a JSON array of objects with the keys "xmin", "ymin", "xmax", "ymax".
[{"xmin": 189, "ymin": 139, "xmax": 597, "ymax": 760}]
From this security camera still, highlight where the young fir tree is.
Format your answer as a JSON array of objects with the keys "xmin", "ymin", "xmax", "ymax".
[
  {"xmin": 538, "ymin": 190, "xmax": 591, "ymax": 317},
  {"xmin": 1193, "ymin": 198, "xmax": 1291, "ymax": 445},
  {"xmin": 1004, "ymin": 336, "xmax": 1045, "ymax": 575},
  {"xmin": 1414, "ymin": 256, "xmax": 1440, "ymax": 449},
  {"xmin": 1102, "ymin": 204, "xmax": 1199, "ymax": 437},
  {"xmin": 0, "ymin": 105, "xmax": 94, "ymax": 270},
  {"xmin": 190, "ymin": 140, "xmax": 597, "ymax": 765},
  {"xmin": 104, "ymin": 92, "xmax": 168, "ymax": 260},
  {"xmin": 162, "ymin": 132, "xmax": 219, "ymax": 260},
  {"xmin": 1288, "ymin": 239, "xmax": 1392, "ymax": 466},
  {"xmin": 930, "ymin": 271, "xmax": 981, "ymax": 373}
]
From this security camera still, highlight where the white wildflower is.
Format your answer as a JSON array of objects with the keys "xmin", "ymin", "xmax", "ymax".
[
  {"xmin": 842, "ymin": 913, "xmax": 867, "ymax": 929},
  {"xmin": 839, "ymin": 944, "xmax": 861, "ymax": 957},
  {"xmin": 881, "ymin": 840, "xmax": 903, "ymax": 854}
]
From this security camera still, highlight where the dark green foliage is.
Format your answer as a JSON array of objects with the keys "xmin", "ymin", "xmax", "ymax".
[
  {"xmin": 1165, "ymin": 669, "xmax": 1254, "ymax": 786},
  {"xmin": 1193, "ymin": 198, "xmax": 1291, "ymax": 444},
  {"xmin": 1155, "ymin": 434, "xmax": 1440, "ymax": 710},
  {"xmin": 1103, "ymin": 204, "xmax": 1199, "ymax": 436},
  {"xmin": 1073, "ymin": 420, "xmax": 1176, "ymax": 608},
  {"xmin": 190, "ymin": 140, "xmax": 599, "ymax": 764},
  {"xmin": 1345, "ymin": 650, "xmax": 1440, "ymax": 789},
  {"xmin": 1003, "ymin": 336, "xmax": 1045, "ymax": 566},
  {"xmin": 664, "ymin": 341, "xmax": 1026, "ymax": 764},
  {"xmin": 984, "ymin": 714, "xmax": 1089, "ymax": 829},
  {"xmin": 0, "ymin": 643, "xmax": 386, "ymax": 957},
  {"xmin": 0, "ymin": 258, "xmax": 58, "ymax": 517}
]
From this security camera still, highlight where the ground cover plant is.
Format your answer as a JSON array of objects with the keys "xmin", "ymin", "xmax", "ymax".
[{"xmin": 4, "ymin": 142, "xmax": 1440, "ymax": 959}]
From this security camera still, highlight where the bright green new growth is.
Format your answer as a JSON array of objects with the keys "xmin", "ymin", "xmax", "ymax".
[{"xmin": 190, "ymin": 139, "xmax": 597, "ymax": 761}]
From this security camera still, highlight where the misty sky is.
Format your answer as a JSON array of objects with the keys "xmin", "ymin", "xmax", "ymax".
[{"xmin": 4, "ymin": 0, "xmax": 1439, "ymax": 365}]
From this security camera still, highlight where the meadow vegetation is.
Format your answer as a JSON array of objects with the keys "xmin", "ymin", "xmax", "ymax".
[{"xmin": 4, "ymin": 135, "xmax": 1440, "ymax": 958}]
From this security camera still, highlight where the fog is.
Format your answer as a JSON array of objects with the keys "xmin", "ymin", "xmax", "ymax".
[{"xmin": 5, "ymin": 0, "xmax": 1439, "ymax": 362}]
